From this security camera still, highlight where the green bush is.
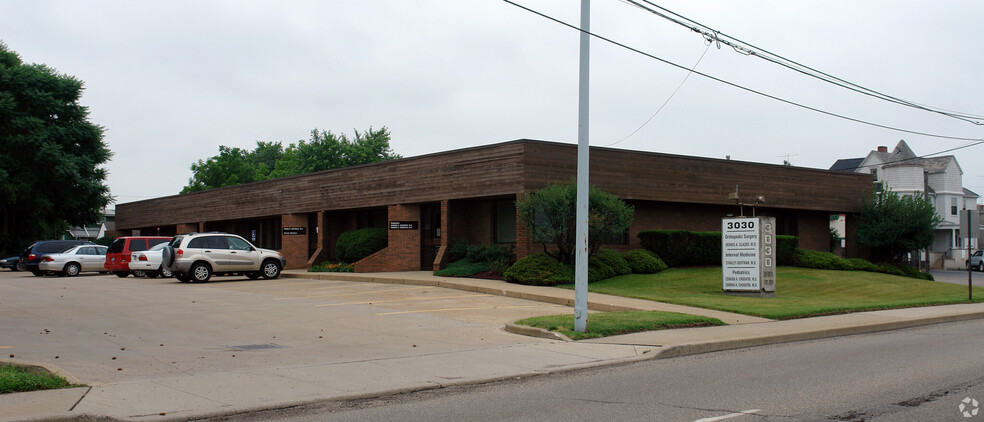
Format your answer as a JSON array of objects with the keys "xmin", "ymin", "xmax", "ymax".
[
  {"xmin": 777, "ymin": 235, "xmax": 798, "ymax": 266},
  {"xmin": 434, "ymin": 259, "xmax": 490, "ymax": 277},
  {"xmin": 309, "ymin": 262, "xmax": 354, "ymax": 272},
  {"xmin": 623, "ymin": 249, "xmax": 668, "ymax": 274},
  {"xmin": 595, "ymin": 249, "xmax": 631, "ymax": 276},
  {"xmin": 791, "ymin": 248, "xmax": 930, "ymax": 280},
  {"xmin": 336, "ymin": 228, "xmax": 387, "ymax": 263},
  {"xmin": 637, "ymin": 230, "xmax": 722, "ymax": 267},
  {"xmin": 504, "ymin": 254, "xmax": 573, "ymax": 286}
]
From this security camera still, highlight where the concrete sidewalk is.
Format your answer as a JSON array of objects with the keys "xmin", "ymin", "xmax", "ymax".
[{"xmin": 4, "ymin": 271, "xmax": 984, "ymax": 422}]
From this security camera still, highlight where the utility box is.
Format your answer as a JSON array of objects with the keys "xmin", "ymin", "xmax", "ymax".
[{"xmin": 722, "ymin": 216, "xmax": 776, "ymax": 297}]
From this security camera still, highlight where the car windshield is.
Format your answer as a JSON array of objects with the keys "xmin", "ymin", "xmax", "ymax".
[{"xmin": 108, "ymin": 239, "xmax": 126, "ymax": 253}]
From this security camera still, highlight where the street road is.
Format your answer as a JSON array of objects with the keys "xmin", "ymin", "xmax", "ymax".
[{"xmin": 235, "ymin": 319, "xmax": 984, "ymax": 422}]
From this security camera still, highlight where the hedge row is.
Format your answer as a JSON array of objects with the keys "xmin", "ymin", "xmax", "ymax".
[
  {"xmin": 792, "ymin": 248, "xmax": 932, "ymax": 280},
  {"xmin": 503, "ymin": 249, "xmax": 667, "ymax": 286},
  {"xmin": 637, "ymin": 230, "xmax": 797, "ymax": 267}
]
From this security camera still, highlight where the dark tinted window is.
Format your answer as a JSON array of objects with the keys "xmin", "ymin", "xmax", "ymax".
[
  {"xmin": 39, "ymin": 242, "xmax": 73, "ymax": 253},
  {"xmin": 187, "ymin": 238, "xmax": 209, "ymax": 248},
  {"xmin": 206, "ymin": 236, "xmax": 229, "ymax": 249},
  {"xmin": 130, "ymin": 239, "xmax": 148, "ymax": 252},
  {"xmin": 108, "ymin": 239, "xmax": 126, "ymax": 253},
  {"xmin": 148, "ymin": 238, "xmax": 168, "ymax": 248}
]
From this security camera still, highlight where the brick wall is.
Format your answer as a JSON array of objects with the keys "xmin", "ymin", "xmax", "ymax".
[
  {"xmin": 280, "ymin": 214, "xmax": 308, "ymax": 270},
  {"xmin": 354, "ymin": 205, "xmax": 421, "ymax": 272},
  {"xmin": 176, "ymin": 223, "xmax": 200, "ymax": 234},
  {"xmin": 306, "ymin": 211, "xmax": 327, "ymax": 267}
]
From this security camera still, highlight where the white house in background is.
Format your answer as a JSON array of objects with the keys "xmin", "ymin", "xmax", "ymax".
[
  {"xmin": 65, "ymin": 207, "xmax": 115, "ymax": 241},
  {"xmin": 830, "ymin": 140, "xmax": 980, "ymax": 269}
]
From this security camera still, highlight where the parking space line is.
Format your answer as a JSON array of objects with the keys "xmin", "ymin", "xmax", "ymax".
[
  {"xmin": 0, "ymin": 346, "xmax": 11, "ymax": 349},
  {"xmin": 315, "ymin": 294, "xmax": 489, "ymax": 307},
  {"xmin": 692, "ymin": 409, "xmax": 761, "ymax": 422},
  {"xmin": 376, "ymin": 304, "xmax": 565, "ymax": 316},
  {"xmin": 274, "ymin": 286, "xmax": 435, "ymax": 300}
]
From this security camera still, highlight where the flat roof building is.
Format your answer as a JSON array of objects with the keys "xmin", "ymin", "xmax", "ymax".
[{"xmin": 116, "ymin": 140, "xmax": 874, "ymax": 272}]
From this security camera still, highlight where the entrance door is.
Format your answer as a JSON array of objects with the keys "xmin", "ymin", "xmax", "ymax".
[{"xmin": 420, "ymin": 203, "xmax": 442, "ymax": 270}]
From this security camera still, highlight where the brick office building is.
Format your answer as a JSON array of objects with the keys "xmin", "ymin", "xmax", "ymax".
[{"xmin": 115, "ymin": 140, "xmax": 873, "ymax": 272}]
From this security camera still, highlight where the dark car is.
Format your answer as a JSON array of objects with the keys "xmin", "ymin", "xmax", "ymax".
[
  {"xmin": 17, "ymin": 240, "xmax": 95, "ymax": 276},
  {"xmin": 0, "ymin": 256, "xmax": 19, "ymax": 271}
]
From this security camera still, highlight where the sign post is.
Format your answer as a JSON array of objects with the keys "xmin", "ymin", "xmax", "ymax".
[
  {"xmin": 961, "ymin": 209, "xmax": 979, "ymax": 301},
  {"xmin": 722, "ymin": 216, "xmax": 776, "ymax": 297}
]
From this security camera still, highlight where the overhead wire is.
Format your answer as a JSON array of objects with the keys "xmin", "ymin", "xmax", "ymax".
[
  {"xmin": 627, "ymin": 0, "xmax": 984, "ymax": 123},
  {"xmin": 501, "ymin": 0, "xmax": 984, "ymax": 142},
  {"xmin": 606, "ymin": 39, "xmax": 711, "ymax": 146}
]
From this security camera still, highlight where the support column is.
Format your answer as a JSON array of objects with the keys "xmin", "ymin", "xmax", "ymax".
[
  {"xmin": 176, "ymin": 223, "xmax": 199, "ymax": 234},
  {"xmin": 306, "ymin": 211, "xmax": 327, "ymax": 267},
  {"xmin": 281, "ymin": 214, "xmax": 308, "ymax": 270},
  {"xmin": 515, "ymin": 194, "xmax": 532, "ymax": 260},
  {"xmin": 433, "ymin": 200, "xmax": 451, "ymax": 270},
  {"xmin": 353, "ymin": 204, "xmax": 421, "ymax": 272}
]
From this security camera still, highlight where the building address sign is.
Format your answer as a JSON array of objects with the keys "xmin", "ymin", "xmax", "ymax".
[{"xmin": 389, "ymin": 221, "xmax": 419, "ymax": 230}]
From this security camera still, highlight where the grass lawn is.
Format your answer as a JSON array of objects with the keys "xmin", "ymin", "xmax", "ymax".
[
  {"xmin": 0, "ymin": 364, "xmax": 76, "ymax": 394},
  {"xmin": 562, "ymin": 267, "xmax": 984, "ymax": 320},
  {"xmin": 515, "ymin": 311, "xmax": 725, "ymax": 340}
]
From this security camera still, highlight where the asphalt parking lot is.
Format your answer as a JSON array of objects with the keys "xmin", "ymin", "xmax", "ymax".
[{"xmin": 0, "ymin": 270, "xmax": 571, "ymax": 385}]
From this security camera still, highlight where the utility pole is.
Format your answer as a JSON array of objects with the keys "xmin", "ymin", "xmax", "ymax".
[{"xmin": 574, "ymin": 0, "xmax": 590, "ymax": 332}]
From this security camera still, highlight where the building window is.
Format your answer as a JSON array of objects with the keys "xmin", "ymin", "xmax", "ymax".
[
  {"xmin": 495, "ymin": 200, "xmax": 517, "ymax": 243},
  {"xmin": 870, "ymin": 169, "xmax": 877, "ymax": 181},
  {"xmin": 952, "ymin": 197, "xmax": 958, "ymax": 216}
]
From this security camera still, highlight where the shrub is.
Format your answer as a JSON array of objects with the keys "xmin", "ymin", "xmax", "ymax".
[
  {"xmin": 443, "ymin": 241, "xmax": 515, "ymax": 275},
  {"xmin": 623, "ymin": 249, "xmax": 668, "ymax": 274},
  {"xmin": 309, "ymin": 262, "xmax": 354, "ymax": 272},
  {"xmin": 335, "ymin": 228, "xmax": 387, "ymax": 263},
  {"xmin": 434, "ymin": 259, "xmax": 490, "ymax": 277},
  {"xmin": 791, "ymin": 248, "xmax": 930, "ymax": 280},
  {"xmin": 776, "ymin": 235, "xmax": 798, "ymax": 266},
  {"xmin": 504, "ymin": 254, "xmax": 573, "ymax": 286},
  {"xmin": 588, "ymin": 256, "xmax": 615, "ymax": 283},
  {"xmin": 595, "ymin": 249, "xmax": 632, "ymax": 276},
  {"xmin": 637, "ymin": 230, "xmax": 721, "ymax": 267}
]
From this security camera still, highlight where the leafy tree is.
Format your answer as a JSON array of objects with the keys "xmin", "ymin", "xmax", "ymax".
[
  {"xmin": 0, "ymin": 42, "xmax": 112, "ymax": 254},
  {"xmin": 855, "ymin": 189, "xmax": 941, "ymax": 262},
  {"xmin": 182, "ymin": 127, "xmax": 400, "ymax": 193},
  {"xmin": 517, "ymin": 182, "xmax": 634, "ymax": 264}
]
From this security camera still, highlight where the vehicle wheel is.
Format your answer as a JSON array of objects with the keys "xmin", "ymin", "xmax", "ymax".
[
  {"xmin": 63, "ymin": 262, "xmax": 81, "ymax": 277},
  {"xmin": 246, "ymin": 271, "xmax": 262, "ymax": 280},
  {"xmin": 161, "ymin": 246, "xmax": 175, "ymax": 267},
  {"xmin": 978, "ymin": 262, "xmax": 983, "ymax": 272},
  {"xmin": 133, "ymin": 270, "xmax": 147, "ymax": 278},
  {"xmin": 174, "ymin": 272, "xmax": 190, "ymax": 282},
  {"xmin": 114, "ymin": 271, "xmax": 129, "ymax": 278},
  {"xmin": 190, "ymin": 263, "xmax": 212, "ymax": 283},
  {"xmin": 159, "ymin": 266, "xmax": 173, "ymax": 278},
  {"xmin": 31, "ymin": 270, "xmax": 43, "ymax": 277},
  {"xmin": 261, "ymin": 260, "xmax": 282, "ymax": 280}
]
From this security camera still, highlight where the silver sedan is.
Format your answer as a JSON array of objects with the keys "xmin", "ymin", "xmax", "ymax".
[{"xmin": 39, "ymin": 245, "xmax": 109, "ymax": 276}]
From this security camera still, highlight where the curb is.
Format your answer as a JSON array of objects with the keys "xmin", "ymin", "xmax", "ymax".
[
  {"xmin": 652, "ymin": 309, "xmax": 984, "ymax": 359},
  {"xmin": 503, "ymin": 323, "xmax": 572, "ymax": 342}
]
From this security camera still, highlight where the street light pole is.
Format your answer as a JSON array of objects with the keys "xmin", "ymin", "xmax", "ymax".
[{"xmin": 574, "ymin": 0, "xmax": 590, "ymax": 333}]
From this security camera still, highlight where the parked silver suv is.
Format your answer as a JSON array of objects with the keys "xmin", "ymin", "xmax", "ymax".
[{"xmin": 162, "ymin": 232, "xmax": 285, "ymax": 282}]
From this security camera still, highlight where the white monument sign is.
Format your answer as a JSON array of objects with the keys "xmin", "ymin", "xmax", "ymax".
[{"xmin": 722, "ymin": 216, "xmax": 776, "ymax": 297}]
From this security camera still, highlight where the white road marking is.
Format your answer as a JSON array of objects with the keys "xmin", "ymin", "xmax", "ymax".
[{"xmin": 692, "ymin": 409, "xmax": 761, "ymax": 422}]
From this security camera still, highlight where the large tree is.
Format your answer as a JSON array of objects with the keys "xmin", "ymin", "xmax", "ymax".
[
  {"xmin": 0, "ymin": 42, "xmax": 112, "ymax": 254},
  {"xmin": 517, "ymin": 183, "xmax": 634, "ymax": 264},
  {"xmin": 855, "ymin": 189, "xmax": 942, "ymax": 262},
  {"xmin": 182, "ymin": 127, "xmax": 400, "ymax": 193}
]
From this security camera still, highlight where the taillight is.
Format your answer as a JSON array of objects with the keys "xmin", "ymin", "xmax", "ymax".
[
  {"xmin": 139, "ymin": 255, "xmax": 148, "ymax": 261},
  {"xmin": 176, "ymin": 249, "xmax": 184, "ymax": 257},
  {"xmin": 28, "ymin": 253, "xmax": 36, "ymax": 261},
  {"xmin": 41, "ymin": 256, "xmax": 54, "ymax": 262}
]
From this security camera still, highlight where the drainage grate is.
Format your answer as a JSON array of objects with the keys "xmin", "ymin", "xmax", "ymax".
[{"xmin": 225, "ymin": 343, "xmax": 285, "ymax": 351}]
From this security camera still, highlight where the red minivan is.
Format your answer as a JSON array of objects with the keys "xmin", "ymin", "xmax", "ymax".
[{"xmin": 105, "ymin": 236, "xmax": 171, "ymax": 277}]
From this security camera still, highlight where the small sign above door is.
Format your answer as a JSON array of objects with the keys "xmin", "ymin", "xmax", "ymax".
[
  {"xmin": 389, "ymin": 221, "xmax": 419, "ymax": 230},
  {"xmin": 283, "ymin": 227, "xmax": 306, "ymax": 235}
]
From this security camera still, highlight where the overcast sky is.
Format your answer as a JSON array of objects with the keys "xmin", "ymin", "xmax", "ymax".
[{"xmin": 3, "ymin": 1, "xmax": 983, "ymax": 206}]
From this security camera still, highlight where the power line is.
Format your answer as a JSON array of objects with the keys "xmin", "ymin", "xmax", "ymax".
[
  {"xmin": 853, "ymin": 140, "xmax": 984, "ymax": 170},
  {"xmin": 626, "ymin": 0, "xmax": 984, "ymax": 124},
  {"xmin": 607, "ymin": 40, "xmax": 710, "ymax": 146},
  {"xmin": 502, "ymin": 0, "xmax": 984, "ymax": 142}
]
